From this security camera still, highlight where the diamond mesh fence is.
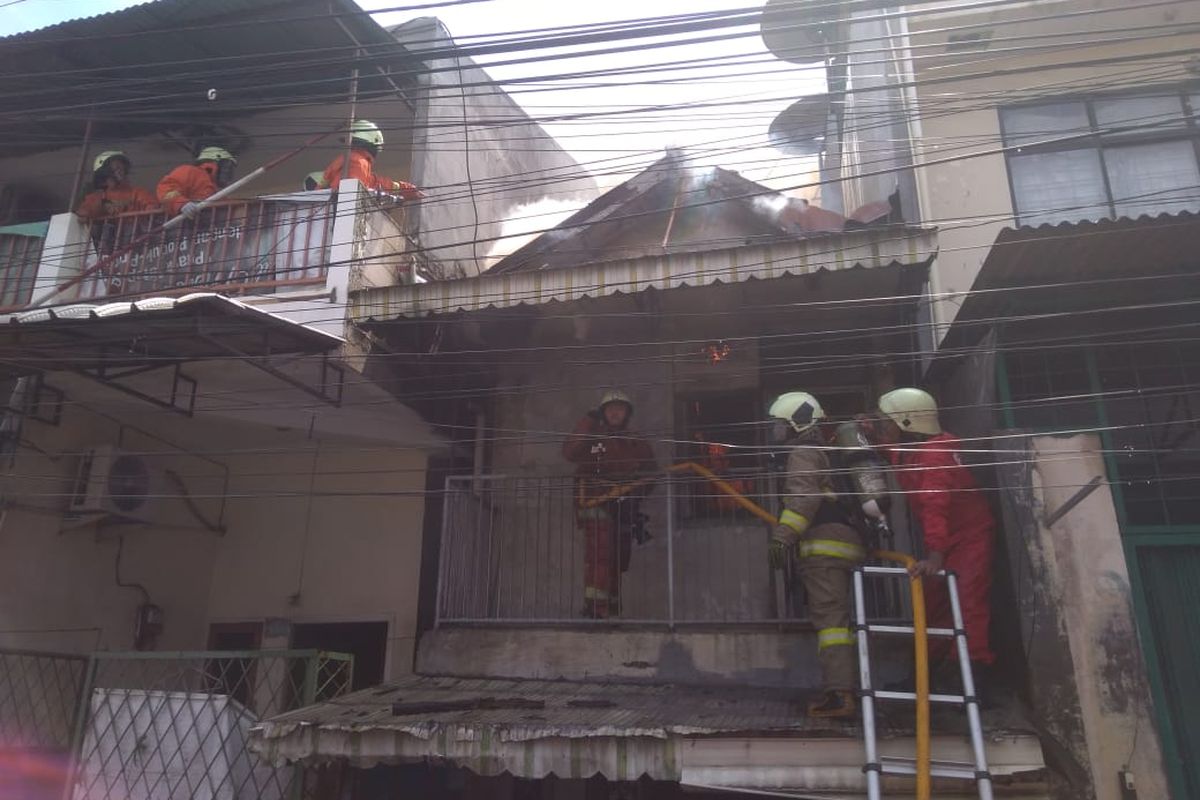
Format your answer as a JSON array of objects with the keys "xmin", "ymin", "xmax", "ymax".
[
  {"xmin": 1, "ymin": 649, "xmax": 352, "ymax": 800},
  {"xmin": 0, "ymin": 649, "xmax": 89, "ymax": 751}
]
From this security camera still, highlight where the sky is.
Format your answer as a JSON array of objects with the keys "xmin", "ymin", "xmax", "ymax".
[{"xmin": 3, "ymin": 0, "xmax": 824, "ymax": 194}]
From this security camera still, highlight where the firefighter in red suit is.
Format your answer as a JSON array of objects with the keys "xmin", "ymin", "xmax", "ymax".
[
  {"xmin": 562, "ymin": 390, "xmax": 657, "ymax": 619},
  {"xmin": 873, "ymin": 387, "xmax": 996, "ymax": 689}
]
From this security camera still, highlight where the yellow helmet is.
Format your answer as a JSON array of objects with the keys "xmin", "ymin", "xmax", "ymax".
[
  {"xmin": 350, "ymin": 119, "xmax": 384, "ymax": 151},
  {"xmin": 599, "ymin": 389, "xmax": 632, "ymax": 411},
  {"xmin": 878, "ymin": 387, "xmax": 942, "ymax": 436},
  {"xmin": 93, "ymin": 150, "xmax": 129, "ymax": 173},
  {"xmin": 196, "ymin": 146, "xmax": 237, "ymax": 165},
  {"xmin": 768, "ymin": 391, "xmax": 825, "ymax": 435}
]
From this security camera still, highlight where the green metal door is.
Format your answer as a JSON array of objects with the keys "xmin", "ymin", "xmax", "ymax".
[{"xmin": 1129, "ymin": 542, "xmax": 1200, "ymax": 799}]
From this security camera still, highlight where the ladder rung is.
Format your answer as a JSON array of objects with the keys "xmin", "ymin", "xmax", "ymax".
[
  {"xmin": 861, "ymin": 566, "xmax": 912, "ymax": 576},
  {"xmin": 873, "ymin": 689, "xmax": 965, "ymax": 704},
  {"xmin": 880, "ymin": 759, "xmax": 978, "ymax": 780},
  {"xmin": 865, "ymin": 624, "xmax": 955, "ymax": 637}
]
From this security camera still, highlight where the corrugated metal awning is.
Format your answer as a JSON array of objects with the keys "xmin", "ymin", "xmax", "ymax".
[
  {"xmin": 0, "ymin": 292, "xmax": 342, "ymax": 381},
  {"xmin": 938, "ymin": 211, "xmax": 1200, "ymax": 354},
  {"xmin": 250, "ymin": 675, "xmax": 1046, "ymax": 792},
  {"xmin": 350, "ymin": 227, "xmax": 937, "ymax": 320}
]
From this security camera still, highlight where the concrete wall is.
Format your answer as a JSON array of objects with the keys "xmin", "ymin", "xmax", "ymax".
[
  {"xmin": 418, "ymin": 627, "xmax": 911, "ymax": 690},
  {"xmin": 394, "ymin": 18, "xmax": 598, "ymax": 278},
  {"xmin": 0, "ymin": 376, "xmax": 429, "ymax": 680},
  {"xmin": 996, "ymin": 433, "xmax": 1168, "ymax": 799},
  {"xmin": 0, "ymin": 403, "xmax": 222, "ymax": 653},
  {"xmin": 207, "ymin": 445, "xmax": 428, "ymax": 677}
]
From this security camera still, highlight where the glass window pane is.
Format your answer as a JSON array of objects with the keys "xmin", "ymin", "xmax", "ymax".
[
  {"xmin": 1002, "ymin": 102, "xmax": 1091, "ymax": 147},
  {"xmin": 1009, "ymin": 149, "xmax": 1109, "ymax": 225},
  {"xmin": 1094, "ymin": 95, "xmax": 1187, "ymax": 135},
  {"xmin": 1106, "ymin": 140, "xmax": 1200, "ymax": 218}
]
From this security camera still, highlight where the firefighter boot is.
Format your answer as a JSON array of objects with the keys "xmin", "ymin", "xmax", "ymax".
[{"xmin": 807, "ymin": 690, "xmax": 857, "ymax": 719}]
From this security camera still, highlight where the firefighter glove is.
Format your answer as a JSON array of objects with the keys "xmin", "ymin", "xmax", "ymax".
[
  {"xmin": 768, "ymin": 528, "xmax": 794, "ymax": 570},
  {"xmin": 180, "ymin": 201, "xmax": 202, "ymax": 219}
]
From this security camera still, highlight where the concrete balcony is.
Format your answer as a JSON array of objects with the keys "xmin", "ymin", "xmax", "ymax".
[{"xmin": 0, "ymin": 180, "xmax": 414, "ymax": 338}]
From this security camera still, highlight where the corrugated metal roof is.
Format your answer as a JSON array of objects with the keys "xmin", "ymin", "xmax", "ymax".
[
  {"xmin": 250, "ymin": 675, "xmax": 1045, "ymax": 791},
  {"xmin": 351, "ymin": 227, "xmax": 937, "ymax": 320},
  {"xmin": 936, "ymin": 210, "xmax": 1200, "ymax": 355},
  {"xmin": 0, "ymin": 0, "xmax": 416, "ymax": 158},
  {"xmin": 0, "ymin": 292, "xmax": 342, "ymax": 380}
]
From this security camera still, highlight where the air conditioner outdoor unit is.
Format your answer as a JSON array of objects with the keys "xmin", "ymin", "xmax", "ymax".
[{"xmin": 69, "ymin": 445, "xmax": 170, "ymax": 525}]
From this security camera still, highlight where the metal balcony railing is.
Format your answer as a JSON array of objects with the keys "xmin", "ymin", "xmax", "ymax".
[
  {"xmin": 437, "ymin": 470, "xmax": 908, "ymax": 626},
  {"xmin": 80, "ymin": 197, "xmax": 335, "ymax": 301}
]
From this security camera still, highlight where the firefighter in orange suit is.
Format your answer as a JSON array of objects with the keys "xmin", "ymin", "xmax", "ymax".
[
  {"xmin": 322, "ymin": 120, "xmax": 423, "ymax": 199},
  {"xmin": 157, "ymin": 146, "xmax": 237, "ymax": 218},
  {"xmin": 767, "ymin": 391, "xmax": 868, "ymax": 718},
  {"xmin": 75, "ymin": 151, "xmax": 158, "ymax": 221},
  {"xmin": 563, "ymin": 390, "xmax": 657, "ymax": 619}
]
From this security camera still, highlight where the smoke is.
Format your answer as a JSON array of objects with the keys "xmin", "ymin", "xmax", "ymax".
[
  {"xmin": 752, "ymin": 193, "xmax": 791, "ymax": 221},
  {"xmin": 483, "ymin": 198, "xmax": 588, "ymax": 270}
]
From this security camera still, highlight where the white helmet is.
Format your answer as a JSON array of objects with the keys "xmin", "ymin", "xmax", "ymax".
[
  {"xmin": 350, "ymin": 119, "xmax": 384, "ymax": 151},
  {"xmin": 768, "ymin": 391, "xmax": 825, "ymax": 435},
  {"xmin": 196, "ymin": 146, "xmax": 237, "ymax": 165},
  {"xmin": 878, "ymin": 387, "xmax": 942, "ymax": 436},
  {"xmin": 93, "ymin": 150, "xmax": 129, "ymax": 173}
]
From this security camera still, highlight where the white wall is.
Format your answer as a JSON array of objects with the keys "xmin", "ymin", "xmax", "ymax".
[{"xmin": 0, "ymin": 373, "xmax": 429, "ymax": 680}]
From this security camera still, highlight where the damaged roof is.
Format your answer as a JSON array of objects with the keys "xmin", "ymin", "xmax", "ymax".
[
  {"xmin": 250, "ymin": 675, "xmax": 1046, "ymax": 791},
  {"xmin": 489, "ymin": 151, "xmax": 901, "ymax": 274}
]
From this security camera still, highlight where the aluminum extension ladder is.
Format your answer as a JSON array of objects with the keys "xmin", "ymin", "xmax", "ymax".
[{"xmin": 853, "ymin": 565, "xmax": 994, "ymax": 800}]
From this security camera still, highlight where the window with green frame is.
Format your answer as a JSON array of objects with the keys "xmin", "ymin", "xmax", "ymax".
[
  {"xmin": 1096, "ymin": 341, "xmax": 1200, "ymax": 527},
  {"xmin": 999, "ymin": 341, "xmax": 1200, "ymax": 527},
  {"xmin": 999, "ymin": 346, "xmax": 1099, "ymax": 431}
]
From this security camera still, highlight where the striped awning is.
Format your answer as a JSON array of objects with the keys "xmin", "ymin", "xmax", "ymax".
[{"xmin": 350, "ymin": 227, "xmax": 937, "ymax": 321}]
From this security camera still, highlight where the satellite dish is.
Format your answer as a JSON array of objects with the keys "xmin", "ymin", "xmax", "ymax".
[
  {"xmin": 760, "ymin": 0, "xmax": 844, "ymax": 64},
  {"xmin": 769, "ymin": 94, "xmax": 833, "ymax": 156}
]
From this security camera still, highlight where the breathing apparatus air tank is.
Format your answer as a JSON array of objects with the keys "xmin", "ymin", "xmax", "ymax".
[{"xmin": 833, "ymin": 421, "xmax": 892, "ymax": 539}]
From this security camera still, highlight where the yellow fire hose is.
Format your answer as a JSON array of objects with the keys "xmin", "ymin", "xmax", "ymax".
[{"xmin": 580, "ymin": 461, "xmax": 932, "ymax": 799}]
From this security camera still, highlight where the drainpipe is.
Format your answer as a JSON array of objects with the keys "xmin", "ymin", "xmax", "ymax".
[
  {"xmin": 65, "ymin": 112, "xmax": 95, "ymax": 212},
  {"xmin": 887, "ymin": 7, "xmax": 944, "ymax": 335}
]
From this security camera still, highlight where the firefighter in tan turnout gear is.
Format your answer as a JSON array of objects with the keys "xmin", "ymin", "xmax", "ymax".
[{"xmin": 767, "ymin": 391, "xmax": 889, "ymax": 719}]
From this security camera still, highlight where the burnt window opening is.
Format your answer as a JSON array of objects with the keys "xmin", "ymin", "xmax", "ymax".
[{"xmin": 675, "ymin": 390, "xmax": 763, "ymax": 521}]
